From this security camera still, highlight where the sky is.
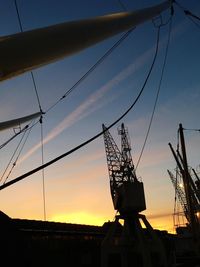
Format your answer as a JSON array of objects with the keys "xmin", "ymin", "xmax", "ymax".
[{"xmin": 0, "ymin": 0, "xmax": 200, "ymax": 234}]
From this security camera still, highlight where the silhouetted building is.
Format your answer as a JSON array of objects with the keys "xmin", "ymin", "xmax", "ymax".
[{"xmin": 1, "ymin": 211, "xmax": 192, "ymax": 267}]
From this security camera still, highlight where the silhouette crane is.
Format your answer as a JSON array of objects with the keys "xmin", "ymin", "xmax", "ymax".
[{"xmin": 101, "ymin": 123, "xmax": 167, "ymax": 267}]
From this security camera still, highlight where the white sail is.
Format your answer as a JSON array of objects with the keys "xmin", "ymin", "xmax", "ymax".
[
  {"xmin": 0, "ymin": 1, "xmax": 170, "ymax": 82},
  {"xmin": 0, "ymin": 112, "xmax": 41, "ymax": 131}
]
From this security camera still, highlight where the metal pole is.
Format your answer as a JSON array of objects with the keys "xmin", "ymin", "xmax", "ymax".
[{"xmin": 179, "ymin": 123, "xmax": 200, "ymax": 255}]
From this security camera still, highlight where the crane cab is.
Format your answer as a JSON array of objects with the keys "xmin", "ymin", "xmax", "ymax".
[{"xmin": 114, "ymin": 180, "xmax": 146, "ymax": 215}]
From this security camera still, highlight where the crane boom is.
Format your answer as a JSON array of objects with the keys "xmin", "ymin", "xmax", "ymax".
[
  {"xmin": 102, "ymin": 123, "xmax": 146, "ymax": 214},
  {"xmin": 102, "ymin": 124, "xmax": 122, "ymax": 204}
]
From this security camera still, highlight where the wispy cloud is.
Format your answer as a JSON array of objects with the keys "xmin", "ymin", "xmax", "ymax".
[
  {"xmin": 19, "ymin": 20, "xmax": 187, "ymax": 164},
  {"xmin": 19, "ymin": 52, "xmax": 154, "ymax": 164}
]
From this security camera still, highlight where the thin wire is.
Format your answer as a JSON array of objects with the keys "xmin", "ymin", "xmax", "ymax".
[
  {"xmin": 31, "ymin": 72, "xmax": 43, "ymax": 112},
  {"xmin": 183, "ymin": 128, "xmax": 200, "ymax": 132},
  {"xmin": 0, "ymin": 118, "xmax": 42, "ymax": 151},
  {"xmin": 117, "ymin": 0, "xmax": 127, "ymax": 11},
  {"xmin": 14, "ymin": 0, "xmax": 43, "ymax": 112},
  {"xmin": 0, "ymin": 25, "xmax": 161, "ymax": 191},
  {"xmin": 135, "ymin": 17, "xmax": 172, "ymax": 170},
  {"xmin": 173, "ymin": 125, "xmax": 183, "ymax": 229},
  {"xmin": 14, "ymin": 0, "xmax": 23, "ymax": 31},
  {"xmin": 175, "ymin": 0, "xmax": 200, "ymax": 21},
  {"xmin": 0, "ymin": 127, "xmax": 28, "ymax": 183},
  {"xmin": 186, "ymin": 16, "xmax": 200, "ymax": 30},
  {"xmin": 31, "ymin": 71, "xmax": 47, "ymax": 220},
  {"xmin": 184, "ymin": 10, "xmax": 200, "ymax": 22},
  {"xmin": 40, "ymin": 116, "xmax": 46, "ymax": 221},
  {"xmin": 3, "ymin": 121, "xmax": 34, "ymax": 184},
  {"xmin": 0, "ymin": 124, "xmax": 28, "ymax": 150},
  {"xmin": 45, "ymin": 28, "xmax": 134, "ymax": 113},
  {"xmin": 175, "ymin": 1, "xmax": 200, "ymax": 31},
  {"xmin": 14, "ymin": 0, "xmax": 46, "ymax": 219}
]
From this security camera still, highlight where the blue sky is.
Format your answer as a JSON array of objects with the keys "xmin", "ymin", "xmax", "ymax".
[{"xmin": 0, "ymin": 0, "xmax": 199, "ymax": 232}]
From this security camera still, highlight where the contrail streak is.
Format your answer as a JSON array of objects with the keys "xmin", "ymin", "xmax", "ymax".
[{"xmin": 19, "ymin": 20, "xmax": 186, "ymax": 164}]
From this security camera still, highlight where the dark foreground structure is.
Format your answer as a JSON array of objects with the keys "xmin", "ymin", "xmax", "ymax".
[
  {"xmin": 0, "ymin": 210, "xmax": 199, "ymax": 267},
  {"xmin": 0, "ymin": 211, "xmax": 170, "ymax": 267}
]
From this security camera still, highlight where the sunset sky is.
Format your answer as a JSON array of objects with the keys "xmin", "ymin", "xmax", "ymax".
[{"xmin": 0, "ymin": 0, "xmax": 200, "ymax": 234}]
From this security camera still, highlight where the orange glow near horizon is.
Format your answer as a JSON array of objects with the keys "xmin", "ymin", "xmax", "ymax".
[
  {"xmin": 148, "ymin": 216, "xmax": 175, "ymax": 234},
  {"xmin": 50, "ymin": 211, "xmax": 110, "ymax": 226},
  {"xmin": 48, "ymin": 211, "xmax": 175, "ymax": 234}
]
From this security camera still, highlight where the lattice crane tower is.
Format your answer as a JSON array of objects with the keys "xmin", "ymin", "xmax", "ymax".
[
  {"xmin": 101, "ymin": 123, "xmax": 167, "ymax": 267},
  {"xmin": 102, "ymin": 123, "xmax": 145, "ymax": 216}
]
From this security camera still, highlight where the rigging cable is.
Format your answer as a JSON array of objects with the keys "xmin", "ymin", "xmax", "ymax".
[
  {"xmin": 12, "ymin": 0, "xmax": 135, "ymax": 220},
  {"xmin": 30, "ymin": 72, "xmax": 47, "ymax": 220},
  {"xmin": 14, "ymin": 0, "xmax": 23, "ymax": 32},
  {"xmin": 15, "ymin": 0, "xmax": 43, "ymax": 112},
  {"xmin": 174, "ymin": 124, "xmax": 180, "ymax": 231},
  {"xmin": 2, "ymin": 121, "xmax": 35, "ymax": 184},
  {"xmin": 14, "ymin": 0, "xmax": 46, "ymax": 220},
  {"xmin": 135, "ymin": 16, "xmax": 173, "ymax": 170},
  {"xmin": 40, "ymin": 115, "xmax": 46, "ymax": 221},
  {"xmin": 0, "ymin": 117, "xmax": 43, "ymax": 150},
  {"xmin": 45, "ymin": 28, "xmax": 134, "ymax": 114},
  {"xmin": 117, "ymin": 0, "xmax": 127, "ymax": 11},
  {"xmin": 0, "ymin": 23, "xmax": 162, "ymax": 191},
  {"xmin": 0, "ymin": 124, "xmax": 28, "ymax": 150},
  {"xmin": 0, "ymin": 125, "xmax": 29, "ymax": 183},
  {"xmin": 31, "ymin": 72, "xmax": 43, "ymax": 113},
  {"xmin": 45, "ymin": 0, "xmax": 132, "ymax": 113},
  {"xmin": 174, "ymin": 1, "xmax": 200, "ymax": 30},
  {"xmin": 182, "ymin": 128, "xmax": 200, "ymax": 132}
]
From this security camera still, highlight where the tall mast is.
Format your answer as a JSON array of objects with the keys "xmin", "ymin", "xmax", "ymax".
[
  {"xmin": 179, "ymin": 124, "xmax": 200, "ymax": 251},
  {"xmin": 167, "ymin": 169, "xmax": 189, "ymax": 223},
  {"xmin": 169, "ymin": 124, "xmax": 200, "ymax": 257}
]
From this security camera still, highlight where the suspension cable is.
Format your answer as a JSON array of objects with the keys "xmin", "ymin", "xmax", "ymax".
[
  {"xmin": 135, "ymin": 16, "xmax": 173, "ymax": 170},
  {"xmin": 0, "ymin": 24, "xmax": 161, "ymax": 191}
]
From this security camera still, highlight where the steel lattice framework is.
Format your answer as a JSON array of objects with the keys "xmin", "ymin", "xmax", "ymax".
[
  {"xmin": 102, "ymin": 123, "xmax": 137, "ymax": 204},
  {"xmin": 168, "ymin": 170, "xmax": 189, "ymax": 223}
]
